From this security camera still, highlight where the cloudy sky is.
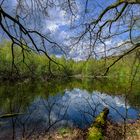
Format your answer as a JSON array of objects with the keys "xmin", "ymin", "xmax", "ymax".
[{"xmin": 1, "ymin": 0, "xmax": 140, "ymax": 60}]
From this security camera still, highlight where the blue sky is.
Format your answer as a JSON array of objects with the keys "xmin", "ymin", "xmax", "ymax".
[{"xmin": 1, "ymin": 0, "xmax": 140, "ymax": 60}]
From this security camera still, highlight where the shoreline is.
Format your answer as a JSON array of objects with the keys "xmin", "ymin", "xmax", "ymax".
[{"xmin": 26, "ymin": 119, "xmax": 140, "ymax": 140}]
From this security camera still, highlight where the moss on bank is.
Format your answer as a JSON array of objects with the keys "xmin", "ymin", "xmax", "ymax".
[{"xmin": 87, "ymin": 108, "xmax": 109, "ymax": 140}]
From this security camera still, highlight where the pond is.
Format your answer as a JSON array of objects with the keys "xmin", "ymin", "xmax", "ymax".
[{"xmin": 0, "ymin": 78, "xmax": 139, "ymax": 139}]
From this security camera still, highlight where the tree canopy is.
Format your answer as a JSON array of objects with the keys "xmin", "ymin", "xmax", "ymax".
[{"xmin": 0, "ymin": 0, "xmax": 140, "ymax": 74}]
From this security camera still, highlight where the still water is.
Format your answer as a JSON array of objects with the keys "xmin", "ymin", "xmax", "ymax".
[{"xmin": 0, "ymin": 78, "xmax": 139, "ymax": 139}]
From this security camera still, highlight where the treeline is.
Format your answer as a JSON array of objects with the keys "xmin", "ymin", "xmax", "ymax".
[
  {"xmin": 0, "ymin": 40, "xmax": 140, "ymax": 81},
  {"xmin": 0, "ymin": 78, "xmax": 140, "ymax": 113}
]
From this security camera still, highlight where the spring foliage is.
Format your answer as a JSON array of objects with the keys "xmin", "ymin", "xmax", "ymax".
[{"xmin": 0, "ymin": 40, "xmax": 140, "ymax": 81}]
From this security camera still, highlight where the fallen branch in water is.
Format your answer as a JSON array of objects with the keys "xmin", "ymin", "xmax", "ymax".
[{"xmin": 0, "ymin": 113, "xmax": 24, "ymax": 118}]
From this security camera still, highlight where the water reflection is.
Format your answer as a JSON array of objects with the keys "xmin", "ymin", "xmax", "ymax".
[
  {"xmin": 28, "ymin": 88, "xmax": 139, "ymax": 128},
  {"xmin": 0, "ymin": 79, "xmax": 139, "ymax": 139}
]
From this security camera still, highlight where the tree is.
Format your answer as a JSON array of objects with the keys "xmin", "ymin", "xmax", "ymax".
[
  {"xmin": 69, "ymin": 0, "xmax": 140, "ymax": 74},
  {"xmin": 0, "ymin": 0, "xmax": 140, "ymax": 75}
]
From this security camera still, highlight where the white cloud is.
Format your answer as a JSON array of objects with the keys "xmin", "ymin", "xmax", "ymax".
[
  {"xmin": 47, "ymin": 22, "xmax": 59, "ymax": 32},
  {"xmin": 44, "ymin": 8, "xmax": 70, "ymax": 32}
]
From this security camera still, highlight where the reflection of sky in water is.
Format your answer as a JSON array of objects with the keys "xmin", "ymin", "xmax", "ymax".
[
  {"xmin": 27, "ymin": 88, "xmax": 139, "ymax": 128},
  {"xmin": 0, "ymin": 88, "xmax": 139, "ymax": 140}
]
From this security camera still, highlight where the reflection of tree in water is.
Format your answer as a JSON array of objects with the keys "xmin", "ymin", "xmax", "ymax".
[
  {"xmin": 0, "ymin": 79, "xmax": 139, "ymax": 139},
  {"xmin": 0, "ymin": 82, "xmax": 70, "ymax": 139}
]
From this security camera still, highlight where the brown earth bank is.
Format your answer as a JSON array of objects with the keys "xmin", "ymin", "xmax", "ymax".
[{"xmin": 23, "ymin": 119, "xmax": 140, "ymax": 140}]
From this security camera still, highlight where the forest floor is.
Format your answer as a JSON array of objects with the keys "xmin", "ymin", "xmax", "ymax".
[{"xmin": 27, "ymin": 119, "xmax": 140, "ymax": 140}]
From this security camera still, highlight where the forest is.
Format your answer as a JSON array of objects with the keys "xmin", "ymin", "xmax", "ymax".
[
  {"xmin": 0, "ymin": 0, "xmax": 140, "ymax": 140},
  {"xmin": 0, "ymin": 40, "xmax": 140, "ymax": 82}
]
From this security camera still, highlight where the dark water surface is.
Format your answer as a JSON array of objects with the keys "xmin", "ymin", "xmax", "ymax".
[{"xmin": 0, "ymin": 78, "xmax": 139, "ymax": 139}]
